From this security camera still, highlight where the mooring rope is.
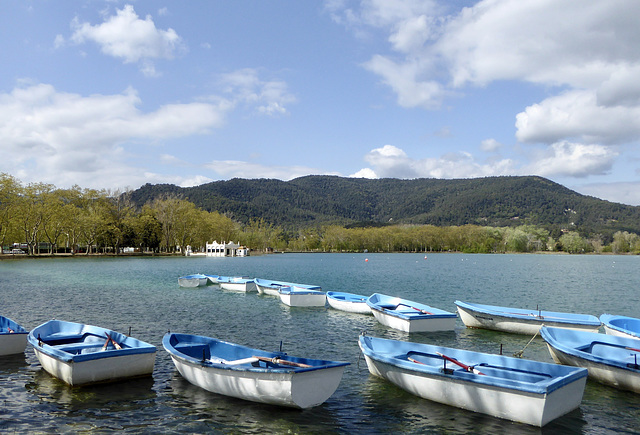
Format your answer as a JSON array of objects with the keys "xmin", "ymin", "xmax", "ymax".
[{"xmin": 513, "ymin": 324, "xmax": 544, "ymax": 358}]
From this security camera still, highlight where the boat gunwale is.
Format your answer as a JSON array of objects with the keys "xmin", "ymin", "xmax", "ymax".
[
  {"xmin": 455, "ymin": 300, "xmax": 601, "ymax": 326},
  {"xmin": 27, "ymin": 320, "xmax": 156, "ymax": 363},
  {"xmin": 600, "ymin": 314, "xmax": 640, "ymax": 339},
  {"xmin": 163, "ymin": 333, "xmax": 349, "ymax": 375}
]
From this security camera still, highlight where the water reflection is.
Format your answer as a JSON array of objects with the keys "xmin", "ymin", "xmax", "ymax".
[
  {"xmin": 166, "ymin": 372, "xmax": 343, "ymax": 433},
  {"xmin": 359, "ymin": 370, "xmax": 587, "ymax": 434},
  {"xmin": 25, "ymin": 371, "xmax": 156, "ymax": 409}
]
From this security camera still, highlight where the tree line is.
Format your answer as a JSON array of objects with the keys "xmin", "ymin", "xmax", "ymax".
[{"xmin": 2, "ymin": 173, "xmax": 640, "ymax": 256}]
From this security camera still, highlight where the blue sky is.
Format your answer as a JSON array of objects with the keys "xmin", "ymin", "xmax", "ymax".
[{"xmin": 2, "ymin": 1, "xmax": 640, "ymax": 205}]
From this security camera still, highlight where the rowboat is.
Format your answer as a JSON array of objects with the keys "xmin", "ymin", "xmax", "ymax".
[
  {"xmin": 600, "ymin": 314, "xmax": 640, "ymax": 340},
  {"xmin": 367, "ymin": 293, "xmax": 456, "ymax": 333},
  {"xmin": 162, "ymin": 332, "xmax": 349, "ymax": 408},
  {"xmin": 27, "ymin": 319, "xmax": 156, "ymax": 386},
  {"xmin": 205, "ymin": 274, "xmax": 220, "ymax": 285},
  {"xmin": 255, "ymin": 278, "xmax": 321, "ymax": 296},
  {"xmin": 0, "ymin": 315, "xmax": 28, "ymax": 356},
  {"xmin": 455, "ymin": 301, "xmax": 601, "ymax": 335},
  {"xmin": 541, "ymin": 326, "xmax": 640, "ymax": 393},
  {"xmin": 278, "ymin": 286, "xmax": 326, "ymax": 307},
  {"xmin": 178, "ymin": 274, "xmax": 209, "ymax": 288},
  {"xmin": 254, "ymin": 278, "xmax": 288, "ymax": 296},
  {"xmin": 217, "ymin": 276, "xmax": 256, "ymax": 292},
  {"xmin": 359, "ymin": 334, "xmax": 587, "ymax": 427},
  {"xmin": 326, "ymin": 291, "xmax": 371, "ymax": 314}
]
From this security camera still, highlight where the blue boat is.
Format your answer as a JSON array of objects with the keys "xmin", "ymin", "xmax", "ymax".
[
  {"xmin": 217, "ymin": 276, "xmax": 256, "ymax": 292},
  {"xmin": 367, "ymin": 293, "xmax": 456, "ymax": 332},
  {"xmin": 163, "ymin": 332, "xmax": 349, "ymax": 408},
  {"xmin": 255, "ymin": 278, "xmax": 321, "ymax": 296},
  {"xmin": 326, "ymin": 291, "xmax": 371, "ymax": 314},
  {"xmin": 278, "ymin": 286, "xmax": 326, "ymax": 307},
  {"xmin": 27, "ymin": 319, "xmax": 157, "ymax": 386},
  {"xmin": 455, "ymin": 300, "xmax": 602, "ymax": 335},
  {"xmin": 0, "ymin": 315, "xmax": 28, "ymax": 356},
  {"xmin": 600, "ymin": 314, "xmax": 640, "ymax": 340},
  {"xmin": 359, "ymin": 335, "xmax": 587, "ymax": 427},
  {"xmin": 178, "ymin": 274, "xmax": 209, "ymax": 288},
  {"xmin": 205, "ymin": 274, "xmax": 220, "ymax": 284},
  {"xmin": 541, "ymin": 326, "xmax": 640, "ymax": 393}
]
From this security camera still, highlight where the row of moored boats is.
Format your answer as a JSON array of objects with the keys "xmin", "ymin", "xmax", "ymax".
[
  {"xmin": 2, "ymin": 274, "xmax": 638, "ymax": 428},
  {"xmin": 177, "ymin": 272, "xmax": 640, "ymax": 426}
]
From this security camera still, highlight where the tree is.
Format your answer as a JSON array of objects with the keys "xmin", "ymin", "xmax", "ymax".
[
  {"xmin": 558, "ymin": 231, "xmax": 591, "ymax": 253},
  {"xmin": 0, "ymin": 173, "xmax": 21, "ymax": 250},
  {"xmin": 13, "ymin": 182, "xmax": 55, "ymax": 255}
]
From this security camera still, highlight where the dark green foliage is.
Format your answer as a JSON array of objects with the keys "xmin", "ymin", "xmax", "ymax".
[{"xmin": 126, "ymin": 175, "xmax": 640, "ymax": 240}]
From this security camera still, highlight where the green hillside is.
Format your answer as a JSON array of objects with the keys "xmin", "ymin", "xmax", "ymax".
[{"xmin": 127, "ymin": 175, "xmax": 640, "ymax": 241}]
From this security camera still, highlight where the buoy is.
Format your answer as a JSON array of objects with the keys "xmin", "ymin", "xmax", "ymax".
[{"xmin": 365, "ymin": 258, "xmax": 369, "ymax": 262}]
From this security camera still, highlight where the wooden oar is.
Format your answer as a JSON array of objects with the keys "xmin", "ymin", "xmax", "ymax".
[
  {"xmin": 252, "ymin": 355, "xmax": 312, "ymax": 368},
  {"xmin": 210, "ymin": 357, "xmax": 259, "ymax": 366},
  {"xmin": 105, "ymin": 333, "xmax": 122, "ymax": 350},
  {"xmin": 410, "ymin": 306, "xmax": 434, "ymax": 315},
  {"xmin": 625, "ymin": 346, "xmax": 640, "ymax": 353},
  {"xmin": 437, "ymin": 352, "xmax": 485, "ymax": 375},
  {"xmin": 408, "ymin": 356, "xmax": 425, "ymax": 365}
]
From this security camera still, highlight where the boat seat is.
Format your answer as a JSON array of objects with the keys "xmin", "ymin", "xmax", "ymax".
[
  {"xmin": 53, "ymin": 342, "xmax": 107, "ymax": 352},
  {"xmin": 41, "ymin": 333, "xmax": 87, "ymax": 345}
]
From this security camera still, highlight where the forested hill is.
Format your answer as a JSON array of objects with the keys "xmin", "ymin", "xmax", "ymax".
[{"xmin": 127, "ymin": 175, "xmax": 640, "ymax": 239}]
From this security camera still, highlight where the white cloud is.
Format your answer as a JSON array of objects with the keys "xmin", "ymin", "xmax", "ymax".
[
  {"xmin": 359, "ymin": 144, "xmax": 515, "ymax": 179},
  {"xmin": 524, "ymin": 141, "xmax": 618, "ymax": 178},
  {"xmin": 0, "ymin": 83, "xmax": 231, "ymax": 190},
  {"xmin": 217, "ymin": 69, "xmax": 296, "ymax": 116},
  {"xmin": 204, "ymin": 160, "xmax": 337, "ymax": 180},
  {"xmin": 573, "ymin": 181, "xmax": 640, "ymax": 206},
  {"xmin": 480, "ymin": 139, "xmax": 502, "ymax": 152},
  {"xmin": 70, "ymin": 4, "xmax": 184, "ymax": 76},
  {"xmin": 515, "ymin": 90, "xmax": 640, "ymax": 145},
  {"xmin": 364, "ymin": 55, "xmax": 445, "ymax": 109}
]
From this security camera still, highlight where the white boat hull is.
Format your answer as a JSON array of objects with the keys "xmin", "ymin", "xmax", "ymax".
[
  {"xmin": 178, "ymin": 277, "xmax": 208, "ymax": 288},
  {"xmin": 255, "ymin": 284, "xmax": 280, "ymax": 296},
  {"xmin": 361, "ymin": 353, "xmax": 585, "ymax": 427},
  {"xmin": 372, "ymin": 310, "xmax": 455, "ymax": 333},
  {"xmin": 33, "ymin": 347, "xmax": 156, "ymax": 386},
  {"xmin": 327, "ymin": 298, "xmax": 371, "ymax": 314},
  {"xmin": 219, "ymin": 282, "xmax": 256, "ymax": 292},
  {"xmin": 546, "ymin": 343, "xmax": 640, "ymax": 393},
  {"xmin": 603, "ymin": 325, "xmax": 639, "ymax": 340},
  {"xmin": 169, "ymin": 355, "xmax": 345, "ymax": 409},
  {"xmin": 279, "ymin": 293, "xmax": 326, "ymax": 307},
  {"xmin": 457, "ymin": 305, "xmax": 601, "ymax": 335},
  {"xmin": 0, "ymin": 333, "xmax": 27, "ymax": 356}
]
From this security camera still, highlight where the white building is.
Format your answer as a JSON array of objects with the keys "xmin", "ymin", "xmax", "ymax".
[{"xmin": 205, "ymin": 241, "xmax": 249, "ymax": 257}]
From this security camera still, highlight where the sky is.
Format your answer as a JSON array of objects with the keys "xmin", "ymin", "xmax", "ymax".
[{"xmin": 2, "ymin": 1, "xmax": 640, "ymax": 205}]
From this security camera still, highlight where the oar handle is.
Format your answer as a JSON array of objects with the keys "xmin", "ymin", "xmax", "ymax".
[
  {"xmin": 436, "ymin": 352, "xmax": 485, "ymax": 375},
  {"xmin": 105, "ymin": 333, "xmax": 123, "ymax": 350},
  {"xmin": 252, "ymin": 355, "xmax": 312, "ymax": 368},
  {"xmin": 411, "ymin": 306, "xmax": 434, "ymax": 315}
]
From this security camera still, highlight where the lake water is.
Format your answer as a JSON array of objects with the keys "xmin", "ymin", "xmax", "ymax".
[{"xmin": 1, "ymin": 253, "xmax": 639, "ymax": 433}]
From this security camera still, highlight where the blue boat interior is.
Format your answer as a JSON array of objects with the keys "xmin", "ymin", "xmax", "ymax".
[
  {"xmin": 39, "ymin": 332, "xmax": 128, "ymax": 355},
  {"xmin": 405, "ymin": 351, "xmax": 553, "ymax": 383},
  {"xmin": 609, "ymin": 317, "xmax": 640, "ymax": 332},
  {"xmin": 585, "ymin": 342, "xmax": 640, "ymax": 361},
  {"xmin": 0, "ymin": 317, "xmax": 26, "ymax": 334}
]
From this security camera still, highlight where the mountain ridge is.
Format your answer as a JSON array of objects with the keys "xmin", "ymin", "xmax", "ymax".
[{"xmin": 126, "ymin": 175, "xmax": 640, "ymax": 241}]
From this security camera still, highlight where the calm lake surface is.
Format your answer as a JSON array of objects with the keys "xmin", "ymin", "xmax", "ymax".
[{"xmin": 1, "ymin": 253, "xmax": 639, "ymax": 434}]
